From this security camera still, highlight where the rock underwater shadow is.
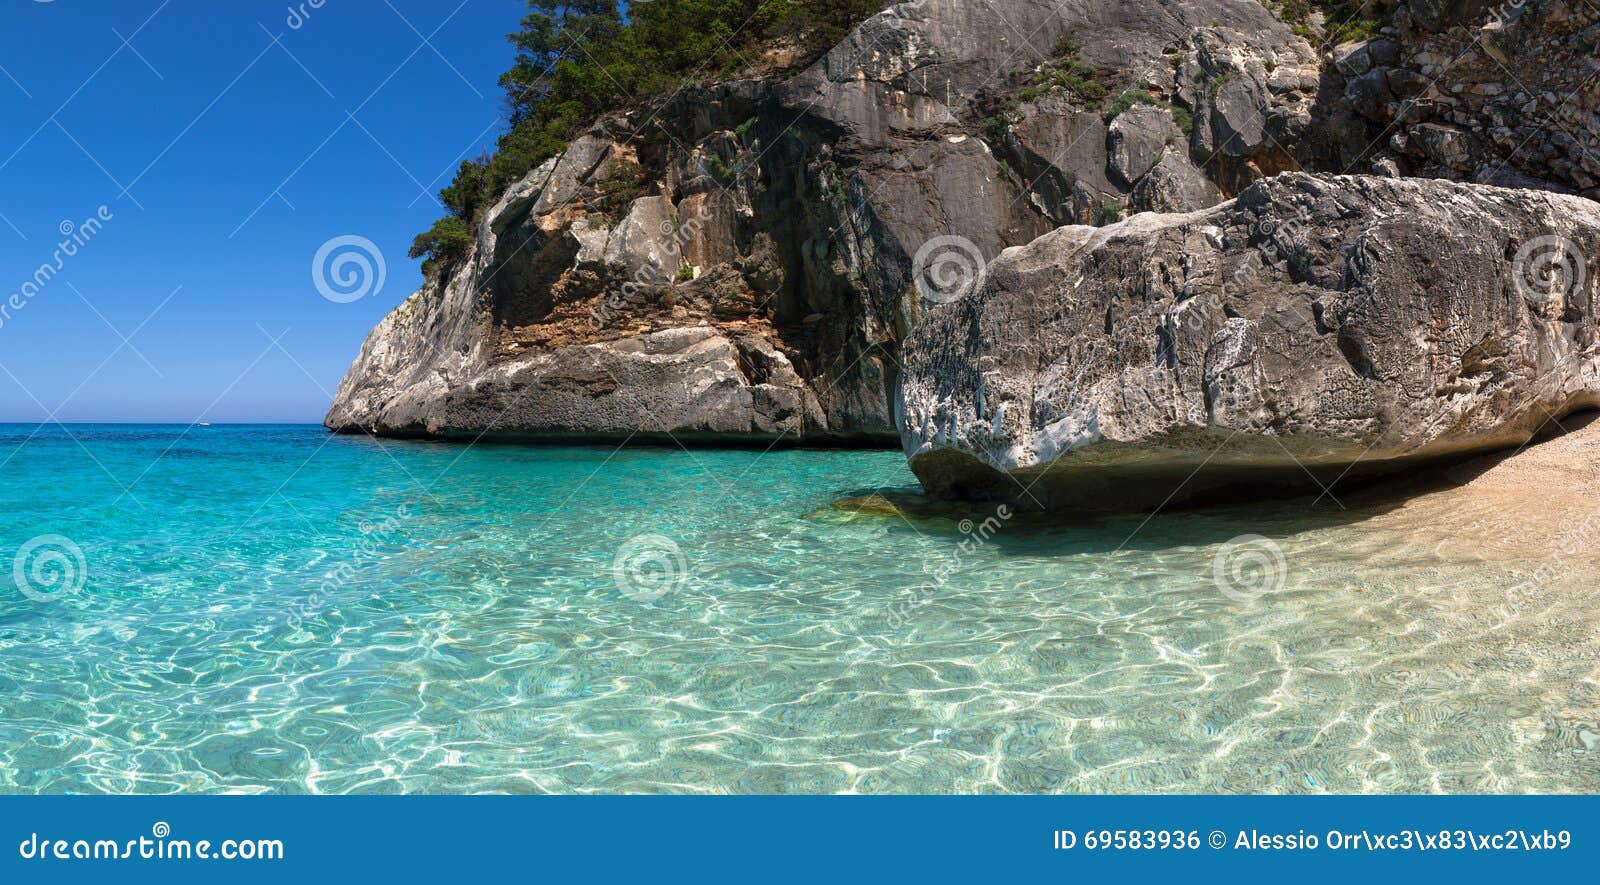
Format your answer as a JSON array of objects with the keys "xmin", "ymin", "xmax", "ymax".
[{"xmin": 823, "ymin": 409, "xmax": 1600, "ymax": 557}]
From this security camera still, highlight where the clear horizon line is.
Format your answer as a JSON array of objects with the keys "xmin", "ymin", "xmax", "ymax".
[{"xmin": 0, "ymin": 420, "xmax": 324, "ymax": 425}]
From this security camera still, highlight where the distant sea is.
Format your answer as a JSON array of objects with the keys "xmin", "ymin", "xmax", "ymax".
[{"xmin": 0, "ymin": 424, "xmax": 1594, "ymax": 793}]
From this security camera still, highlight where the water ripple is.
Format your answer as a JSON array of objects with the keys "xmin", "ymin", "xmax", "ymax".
[{"xmin": 0, "ymin": 426, "xmax": 1596, "ymax": 793}]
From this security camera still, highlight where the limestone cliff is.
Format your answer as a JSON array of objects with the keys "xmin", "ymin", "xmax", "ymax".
[
  {"xmin": 327, "ymin": 0, "xmax": 1599, "ymax": 458},
  {"xmin": 326, "ymin": 0, "xmax": 1324, "ymax": 442}
]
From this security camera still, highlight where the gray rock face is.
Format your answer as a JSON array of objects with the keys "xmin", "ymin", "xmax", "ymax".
[
  {"xmin": 328, "ymin": 0, "xmax": 1321, "ymax": 443},
  {"xmin": 330, "ymin": 324, "xmax": 821, "ymax": 442},
  {"xmin": 898, "ymin": 174, "xmax": 1600, "ymax": 511},
  {"xmin": 601, "ymin": 196, "xmax": 679, "ymax": 281},
  {"xmin": 1106, "ymin": 105, "xmax": 1175, "ymax": 184}
]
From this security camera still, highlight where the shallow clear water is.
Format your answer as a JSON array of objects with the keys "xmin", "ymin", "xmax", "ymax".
[{"xmin": 0, "ymin": 424, "xmax": 1596, "ymax": 794}]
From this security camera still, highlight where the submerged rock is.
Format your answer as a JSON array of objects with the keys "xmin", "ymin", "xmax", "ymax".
[
  {"xmin": 898, "ymin": 173, "xmax": 1600, "ymax": 511},
  {"xmin": 819, "ymin": 490, "xmax": 989, "ymax": 525}
]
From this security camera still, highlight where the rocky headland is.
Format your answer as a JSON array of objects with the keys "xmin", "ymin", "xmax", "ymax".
[{"xmin": 327, "ymin": 0, "xmax": 1599, "ymax": 510}]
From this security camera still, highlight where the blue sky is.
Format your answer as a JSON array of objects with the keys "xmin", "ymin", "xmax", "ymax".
[{"xmin": 0, "ymin": 0, "xmax": 525, "ymax": 422}]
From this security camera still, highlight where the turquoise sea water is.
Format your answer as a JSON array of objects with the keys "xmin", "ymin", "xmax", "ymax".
[{"xmin": 1, "ymin": 425, "xmax": 1596, "ymax": 794}]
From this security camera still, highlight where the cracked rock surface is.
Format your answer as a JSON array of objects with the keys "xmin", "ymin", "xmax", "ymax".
[{"xmin": 899, "ymin": 173, "xmax": 1600, "ymax": 511}]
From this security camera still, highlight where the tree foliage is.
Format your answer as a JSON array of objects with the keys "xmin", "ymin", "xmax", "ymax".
[
  {"xmin": 409, "ymin": 0, "xmax": 887, "ymax": 271},
  {"xmin": 408, "ymin": 215, "xmax": 475, "ymax": 277}
]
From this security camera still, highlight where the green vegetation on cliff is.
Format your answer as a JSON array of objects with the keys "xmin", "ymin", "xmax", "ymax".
[
  {"xmin": 411, "ymin": 0, "xmax": 886, "ymax": 273},
  {"xmin": 1259, "ymin": 0, "xmax": 1385, "ymax": 44}
]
